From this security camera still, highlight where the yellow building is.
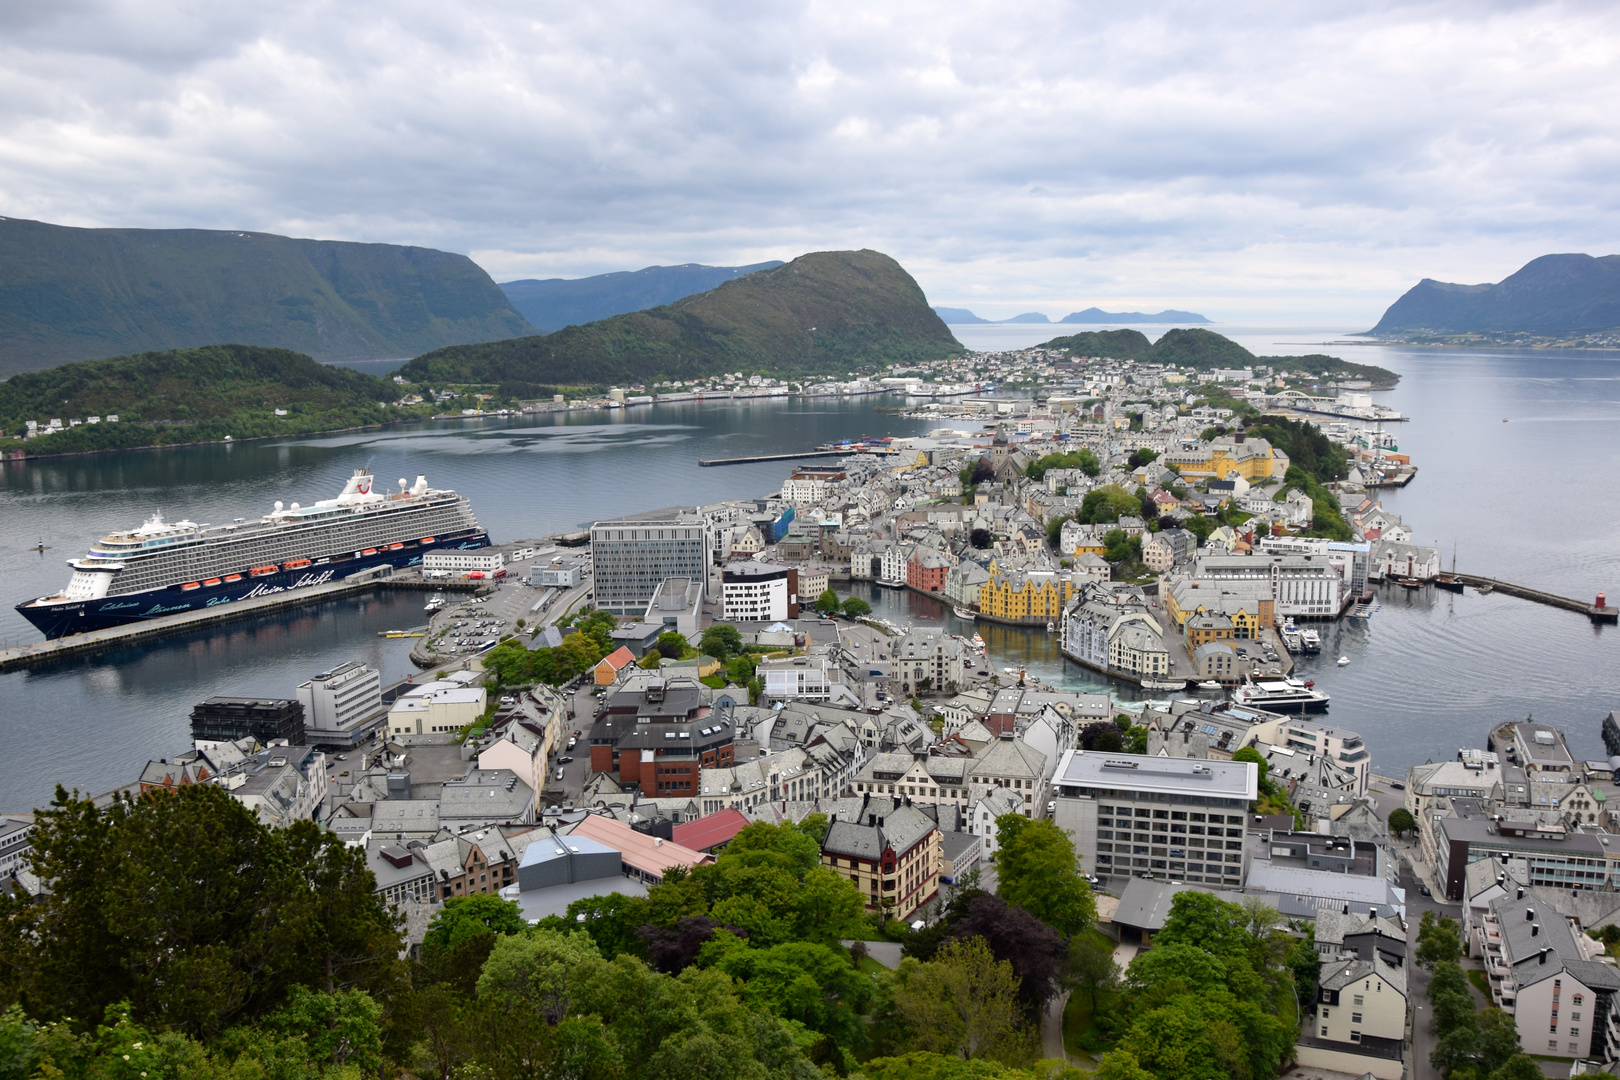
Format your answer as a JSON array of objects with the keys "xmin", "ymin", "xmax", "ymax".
[
  {"xmin": 980, "ymin": 566, "xmax": 1076, "ymax": 622},
  {"xmin": 1163, "ymin": 579, "xmax": 1273, "ymax": 639},
  {"xmin": 1161, "ymin": 436, "xmax": 1276, "ymax": 482}
]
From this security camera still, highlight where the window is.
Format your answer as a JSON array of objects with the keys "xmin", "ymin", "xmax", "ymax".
[
  {"xmin": 1353, "ymin": 994, "xmax": 1364, "ymax": 1006},
  {"xmin": 1350, "ymin": 1032, "xmax": 1361, "ymax": 1043},
  {"xmin": 1573, "ymin": 1012, "xmax": 1582, "ymax": 1022},
  {"xmin": 1351, "ymin": 1013, "xmax": 1362, "ymax": 1024},
  {"xmin": 1320, "ymin": 1027, "xmax": 1328, "ymax": 1037},
  {"xmin": 1550, "ymin": 1041, "xmax": 1560, "ymax": 1051},
  {"xmin": 1575, "ymin": 994, "xmax": 1584, "ymax": 1006}
]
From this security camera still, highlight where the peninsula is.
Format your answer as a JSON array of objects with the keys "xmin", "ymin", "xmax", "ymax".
[{"xmin": 1370, "ymin": 252, "xmax": 1620, "ymax": 347}]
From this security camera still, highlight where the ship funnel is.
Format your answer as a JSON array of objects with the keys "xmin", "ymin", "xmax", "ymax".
[
  {"xmin": 399, "ymin": 478, "xmax": 408, "ymax": 491},
  {"xmin": 411, "ymin": 475, "xmax": 428, "ymax": 496}
]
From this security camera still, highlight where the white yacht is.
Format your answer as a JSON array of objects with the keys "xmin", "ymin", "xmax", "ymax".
[{"xmin": 1233, "ymin": 676, "xmax": 1330, "ymax": 711}]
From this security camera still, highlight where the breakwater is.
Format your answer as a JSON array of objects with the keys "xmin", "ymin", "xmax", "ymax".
[{"xmin": 1454, "ymin": 574, "xmax": 1617, "ymax": 624}]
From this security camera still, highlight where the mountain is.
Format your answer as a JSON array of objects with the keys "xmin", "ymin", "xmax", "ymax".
[
  {"xmin": 932, "ymin": 306, "xmax": 989, "ymax": 324},
  {"xmin": 0, "ymin": 217, "xmax": 537, "ymax": 376},
  {"xmin": 1041, "ymin": 329, "xmax": 1152, "ymax": 358},
  {"xmin": 1059, "ymin": 307, "xmax": 1211, "ymax": 324},
  {"xmin": 401, "ymin": 250, "xmax": 961, "ymax": 388},
  {"xmin": 1370, "ymin": 253, "xmax": 1620, "ymax": 338},
  {"xmin": 1142, "ymin": 327, "xmax": 1254, "ymax": 367},
  {"xmin": 501, "ymin": 261, "xmax": 784, "ymax": 332},
  {"xmin": 931, "ymin": 308, "xmax": 1051, "ymax": 324},
  {"xmin": 0, "ymin": 344, "xmax": 418, "ymax": 455}
]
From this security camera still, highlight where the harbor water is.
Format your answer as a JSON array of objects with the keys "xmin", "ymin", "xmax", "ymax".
[{"xmin": 1, "ymin": 334, "xmax": 1616, "ymax": 808}]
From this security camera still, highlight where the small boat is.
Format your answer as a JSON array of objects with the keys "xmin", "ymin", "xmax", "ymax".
[
  {"xmin": 971, "ymin": 633, "xmax": 986, "ymax": 650},
  {"xmin": 1477, "ymin": 583, "xmax": 1494, "ymax": 595},
  {"xmin": 1298, "ymin": 628, "xmax": 1322, "ymax": 654},
  {"xmin": 387, "ymin": 543, "xmax": 404, "ymax": 551},
  {"xmin": 248, "ymin": 565, "xmax": 278, "ymax": 577},
  {"xmin": 1336, "ymin": 656, "xmax": 1350, "ymax": 667},
  {"xmin": 361, "ymin": 548, "xmax": 378, "ymax": 556},
  {"xmin": 202, "ymin": 578, "xmax": 222, "ymax": 587},
  {"xmin": 223, "ymin": 573, "xmax": 243, "ymax": 583},
  {"xmin": 1502, "ymin": 418, "xmax": 1509, "ymax": 423},
  {"xmin": 181, "ymin": 582, "xmax": 200, "ymax": 591},
  {"xmin": 1435, "ymin": 575, "xmax": 1465, "ymax": 592},
  {"xmin": 953, "ymin": 606, "xmax": 976, "ymax": 621},
  {"xmin": 421, "ymin": 536, "xmax": 436, "ymax": 544},
  {"xmin": 1046, "ymin": 621, "xmax": 1055, "ymax": 634},
  {"xmin": 1197, "ymin": 680, "xmax": 1222, "ymax": 690},
  {"xmin": 1397, "ymin": 577, "xmax": 1422, "ymax": 589}
]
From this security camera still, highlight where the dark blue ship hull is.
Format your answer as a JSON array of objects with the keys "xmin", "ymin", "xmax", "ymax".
[{"xmin": 16, "ymin": 533, "xmax": 491, "ymax": 639}]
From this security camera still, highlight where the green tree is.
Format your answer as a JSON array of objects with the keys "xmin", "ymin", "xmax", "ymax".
[
  {"xmin": 1064, "ymin": 932, "xmax": 1119, "ymax": 1007},
  {"xmin": 423, "ymin": 893, "xmax": 529, "ymax": 953},
  {"xmin": 1417, "ymin": 911, "xmax": 1463, "ymax": 971},
  {"xmin": 700, "ymin": 624, "xmax": 743, "ymax": 660},
  {"xmin": 841, "ymin": 596, "xmax": 872, "ymax": 618},
  {"xmin": 1477, "ymin": 1006, "xmax": 1522, "ymax": 1074},
  {"xmin": 889, "ymin": 937, "xmax": 1033, "ymax": 1064},
  {"xmin": 815, "ymin": 589, "xmax": 842, "ymax": 616},
  {"xmin": 476, "ymin": 927, "xmax": 603, "ymax": 1023},
  {"xmin": 639, "ymin": 650, "xmax": 664, "ymax": 670},
  {"xmin": 655, "ymin": 631, "xmax": 688, "ymax": 659},
  {"xmin": 1489, "ymin": 1055, "xmax": 1547, "ymax": 1080},
  {"xmin": 1388, "ymin": 807, "xmax": 1416, "ymax": 839},
  {"xmin": 0, "ymin": 783, "xmax": 402, "ymax": 1039},
  {"xmin": 1078, "ymin": 485, "xmax": 1141, "ymax": 525},
  {"xmin": 1092, "ymin": 1049, "xmax": 1157, "ymax": 1080},
  {"xmin": 992, "ymin": 816, "xmax": 1096, "ymax": 936},
  {"xmin": 1231, "ymin": 746, "xmax": 1269, "ymax": 787},
  {"xmin": 716, "ymin": 941, "xmax": 875, "ymax": 1047}
]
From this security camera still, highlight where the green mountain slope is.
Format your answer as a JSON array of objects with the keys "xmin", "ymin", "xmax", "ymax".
[
  {"xmin": 501, "ymin": 261, "xmax": 784, "ymax": 331},
  {"xmin": 0, "ymin": 344, "xmax": 421, "ymax": 455},
  {"xmin": 1370, "ymin": 253, "xmax": 1620, "ymax": 339},
  {"xmin": 1041, "ymin": 329, "xmax": 1152, "ymax": 357},
  {"xmin": 401, "ymin": 249, "xmax": 961, "ymax": 386},
  {"xmin": 1142, "ymin": 327, "xmax": 1255, "ymax": 367},
  {"xmin": 0, "ymin": 216, "xmax": 537, "ymax": 375}
]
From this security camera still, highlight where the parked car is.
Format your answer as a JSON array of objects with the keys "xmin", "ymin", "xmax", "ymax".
[
  {"xmin": 555, "ymin": 768, "xmax": 565, "ymax": 781},
  {"xmin": 1389, "ymin": 781, "xmax": 1406, "ymax": 790},
  {"xmin": 1418, "ymin": 884, "xmax": 1432, "ymax": 897}
]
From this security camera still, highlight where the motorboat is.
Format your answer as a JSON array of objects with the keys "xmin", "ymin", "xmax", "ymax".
[
  {"xmin": 971, "ymin": 633, "xmax": 986, "ymax": 650},
  {"xmin": 953, "ymin": 606, "xmax": 976, "ymax": 621},
  {"xmin": 1336, "ymin": 655, "xmax": 1350, "ymax": 666},
  {"xmin": 1232, "ymin": 676, "xmax": 1330, "ymax": 711},
  {"xmin": 1298, "ymin": 628, "xmax": 1322, "ymax": 654},
  {"xmin": 1196, "ymin": 680, "xmax": 1223, "ymax": 690},
  {"xmin": 1397, "ymin": 577, "xmax": 1423, "ymax": 589}
]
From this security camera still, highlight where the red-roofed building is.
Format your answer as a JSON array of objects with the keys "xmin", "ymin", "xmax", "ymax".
[
  {"xmin": 594, "ymin": 646, "xmax": 636, "ymax": 686},
  {"xmin": 671, "ymin": 808, "xmax": 751, "ymax": 854},
  {"xmin": 569, "ymin": 813, "xmax": 713, "ymax": 884}
]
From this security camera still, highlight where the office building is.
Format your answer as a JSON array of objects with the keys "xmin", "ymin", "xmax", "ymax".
[
  {"xmin": 189, "ymin": 696, "xmax": 306, "ymax": 745},
  {"xmin": 591, "ymin": 516, "xmax": 712, "ymax": 614},
  {"xmin": 721, "ymin": 561, "xmax": 797, "ymax": 622},
  {"xmin": 296, "ymin": 661, "xmax": 385, "ymax": 747},
  {"xmin": 1050, "ymin": 748, "xmax": 1258, "ymax": 887}
]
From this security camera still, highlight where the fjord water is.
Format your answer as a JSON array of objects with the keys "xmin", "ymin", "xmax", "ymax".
[{"xmin": 1, "ymin": 334, "xmax": 1616, "ymax": 809}]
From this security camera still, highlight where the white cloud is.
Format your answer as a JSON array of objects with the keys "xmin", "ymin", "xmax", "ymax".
[{"xmin": 2, "ymin": 0, "xmax": 1618, "ymax": 323}]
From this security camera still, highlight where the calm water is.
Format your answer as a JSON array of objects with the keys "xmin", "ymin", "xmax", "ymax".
[{"xmin": 1, "ymin": 337, "xmax": 1617, "ymax": 808}]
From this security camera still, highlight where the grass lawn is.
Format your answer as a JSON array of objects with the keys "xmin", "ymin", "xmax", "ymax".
[{"xmin": 1467, "ymin": 968, "xmax": 1492, "ymax": 1000}]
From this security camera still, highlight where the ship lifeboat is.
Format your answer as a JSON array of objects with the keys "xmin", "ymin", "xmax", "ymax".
[
  {"xmin": 284, "ymin": 558, "xmax": 311, "ymax": 569},
  {"xmin": 203, "ymin": 578, "xmax": 222, "ymax": 587},
  {"xmin": 386, "ymin": 543, "xmax": 404, "ymax": 551},
  {"xmin": 249, "ymin": 565, "xmax": 279, "ymax": 577},
  {"xmin": 223, "ymin": 574, "xmax": 243, "ymax": 583},
  {"xmin": 361, "ymin": 548, "xmax": 378, "ymax": 556},
  {"xmin": 420, "ymin": 536, "xmax": 436, "ymax": 544},
  {"xmin": 181, "ymin": 582, "xmax": 201, "ymax": 591}
]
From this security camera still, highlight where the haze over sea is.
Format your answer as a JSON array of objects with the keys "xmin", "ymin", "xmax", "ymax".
[{"xmin": 1, "ymin": 326, "xmax": 1615, "ymax": 810}]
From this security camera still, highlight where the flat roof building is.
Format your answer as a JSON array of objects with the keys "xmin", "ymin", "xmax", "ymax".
[
  {"xmin": 1050, "ymin": 748, "xmax": 1258, "ymax": 888},
  {"xmin": 591, "ymin": 516, "xmax": 712, "ymax": 615},
  {"xmin": 189, "ymin": 696, "xmax": 306, "ymax": 745}
]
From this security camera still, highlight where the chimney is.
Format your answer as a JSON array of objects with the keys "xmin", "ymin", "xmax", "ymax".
[
  {"xmin": 1532, "ymin": 924, "xmax": 1540, "ymax": 937},
  {"xmin": 1517, "ymin": 888, "xmax": 1524, "ymax": 900},
  {"xmin": 1540, "ymin": 948, "xmax": 1549, "ymax": 965},
  {"xmin": 1526, "ymin": 908, "xmax": 1535, "ymax": 921}
]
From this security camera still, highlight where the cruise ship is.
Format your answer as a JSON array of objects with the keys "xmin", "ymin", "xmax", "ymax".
[{"xmin": 16, "ymin": 470, "xmax": 488, "ymax": 639}]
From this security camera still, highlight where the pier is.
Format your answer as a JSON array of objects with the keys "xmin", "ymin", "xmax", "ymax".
[
  {"xmin": 0, "ymin": 572, "xmax": 477, "ymax": 672},
  {"xmin": 698, "ymin": 448, "xmax": 894, "ymax": 467},
  {"xmin": 1450, "ymin": 575, "xmax": 1617, "ymax": 624}
]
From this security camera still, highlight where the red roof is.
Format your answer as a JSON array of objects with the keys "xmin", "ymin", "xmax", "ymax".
[
  {"xmin": 671, "ymin": 808, "xmax": 752, "ymax": 852},
  {"xmin": 598, "ymin": 646, "xmax": 635, "ymax": 671}
]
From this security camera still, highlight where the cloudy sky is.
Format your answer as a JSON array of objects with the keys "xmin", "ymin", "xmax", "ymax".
[{"xmin": 2, "ymin": 0, "xmax": 1618, "ymax": 323}]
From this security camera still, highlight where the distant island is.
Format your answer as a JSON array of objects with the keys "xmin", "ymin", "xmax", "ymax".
[
  {"xmin": 1370, "ymin": 253, "xmax": 1620, "ymax": 347},
  {"xmin": 501, "ymin": 261, "xmax": 784, "ymax": 332},
  {"xmin": 0, "ymin": 217, "xmax": 536, "ymax": 376},
  {"xmin": 1043, "ymin": 327, "xmax": 1400, "ymax": 387},
  {"xmin": 934, "ymin": 305, "xmax": 1210, "ymax": 324},
  {"xmin": 0, "ymin": 344, "xmax": 429, "ymax": 456},
  {"xmin": 404, "ymin": 250, "xmax": 961, "ymax": 389}
]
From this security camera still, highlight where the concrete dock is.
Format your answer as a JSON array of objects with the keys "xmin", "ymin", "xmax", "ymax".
[
  {"xmin": 1453, "ymin": 574, "xmax": 1618, "ymax": 624},
  {"xmin": 0, "ymin": 572, "xmax": 474, "ymax": 672}
]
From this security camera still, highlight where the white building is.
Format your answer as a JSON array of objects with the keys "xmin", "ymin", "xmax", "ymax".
[
  {"xmin": 759, "ymin": 656, "xmax": 834, "ymax": 702},
  {"xmin": 423, "ymin": 550, "xmax": 506, "ymax": 572},
  {"xmin": 387, "ymin": 681, "xmax": 486, "ymax": 736},
  {"xmin": 296, "ymin": 661, "xmax": 385, "ymax": 745},
  {"xmin": 1478, "ymin": 892, "xmax": 1620, "ymax": 1060},
  {"xmin": 721, "ymin": 561, "xmax": 794, "ymax": 622},
  {"xmin": 1050, "ymin": 749, "xmax": 1258, "ymax": 888},
  {"xmin": 1196, "ymin": 553, "xmax": 1343, "ymax": 619}
]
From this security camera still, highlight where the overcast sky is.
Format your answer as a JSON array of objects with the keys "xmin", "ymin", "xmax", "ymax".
[{"xmin": 2, "ymin": 0, "xmax": 1618, "ymax": 324}]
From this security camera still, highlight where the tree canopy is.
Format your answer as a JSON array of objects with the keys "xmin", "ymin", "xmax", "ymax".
[{"xmin": 992, "ymin": 816, "xmax": 1096, "ymax": 937}]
